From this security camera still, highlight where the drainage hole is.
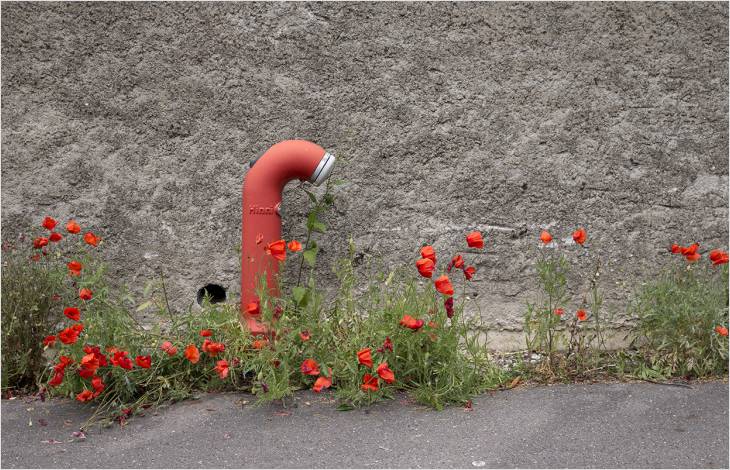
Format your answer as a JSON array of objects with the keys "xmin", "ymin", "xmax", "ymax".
[{"xmin": 197, "ymin": 284, "xmax": 227, "ymax": 305}]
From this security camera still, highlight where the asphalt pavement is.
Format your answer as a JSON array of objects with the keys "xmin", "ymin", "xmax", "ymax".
[{"xmin": 1, "ymin": 381, "xmax": 727, "ymax": 468}]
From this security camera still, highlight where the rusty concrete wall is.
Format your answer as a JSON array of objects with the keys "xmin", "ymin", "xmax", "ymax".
[{"xmin": 2, "ymin": 2, "xmax": 728, "ymax": 349}]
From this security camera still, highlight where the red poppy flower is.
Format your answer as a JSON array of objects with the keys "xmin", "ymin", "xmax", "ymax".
[
  {"xmin": 76, "ymin": 390, "xmax": 94, "ymax": 403},
  {"xmin": 376, "ymin": 363, "xmax": 395, "ymax": 384},
  {"xmin": 79, "ymin": 288, "xmax": 93, "ymax": 301},
  {"xmin": 379, "ymin": 336, "xmax": 393, "ymax": 353},
  {"xmin": 466, "ymin": 231, "xmax": 484, "ymax": 249},
  {"xmin": 274, "ymin": 305, "xmax": 284, "ymax": 319},
  {"xmin": 91, "ymin": 376, "xmax": 105, "ymax": 396},
  {"xmin": 54, "ymin": 356, "xmax": 74, "ymax": 372},
  {"xmin": 252, "ymin": 339, "xmax": 268, "ymax": 350},
  {"xmin": 685, "ymin": 252, "xmax": 701, "ymax": 263},
  {"xmin": 33, "ymin": 237, "xmax": 49, "ymax": 249},
  {"xmin": 539, "ymin": 231, "xmax": 553, "ymax": 244},
  {"xmin": 265, "ymin": 239, "xmax": 287, "ymax": 261},
  {"xmin": 361, "ymin": 373, "xmax": 379, "ymax": 392},
  {"xmin": 83, "ymin": 345, "xmax": 108, "ymax": 367},
  {"xmin": 300, "ymin": 358, "xmax": 320, "ymax": 376},
  {"xmin": 416, "ymin": 258, "xmax": 435, "ymax": 278},
  {"xmin": 84, "ymin": 232, "xmax": 100, "ymax": 247},
  {"xmin": 681, "ymin": 243, "xmax": 699, "ymax": 256},
  {"xmin": 202, "ymin": 339, "xmax": 226, "ymax": 357},
  {"xmin": 49, "ymin": 232, "xmax": 63, "ymax": 242},
  {"xmin": 572, "ymin": 228, "xmax": 587, "ymax": 245},
  {"xmin": 182, "ymin": 344, "xmax": 199, "ymax": 364},
  {"xmin": 463, "ymin": 266, "xmax": 476, "ymax": 281},
  {"xmin": 434, "ymin": 275, "xmax": 454, "ymax": 296},
  {"xmin": 66, "ymin": 220, "xmax": 81, "ymax": 234},
  {"xmin": 64, "ymin": 307, "xmax": 81, "ymax": 321},
  {"xmin": 287, "ymin": 240, "xmax": 303, "ymax": 252},
  {"xmin": 42, "ymin": 217, "xmax": 57, "ymax": 230},
  {"xmin": 135, "ymin": 355, "xmax": 151, "ymax": 369},
  {"xmin": 715, "ymin": 326, "xmax": 728, "ymax": 337},
  {"xmin": 80, "ymin": 353, "xmax": 100, "ymax": 375},
  {"xmin": 71, "ymin": 323, "xmax": 84, "ymax": 333},
  {"xmin": 670, "ymin": 243, "xmax": 682, "ymax": 254},
  {"xmin": 299, "ymin": 330, "xmax": 311, "ymax": 341},
  {"xmin": 576, "ymin": 309, "xmax": 588, "ymax": 321},
  {"xmin": 709, "ymin": 249, "xmax": 724, "ymax": 262},
  {"xmin": 111, "ymin": 351, "xmax": 134, "ymax": 369},
  {"xmin": 214, "ymin": 359, "xmax": 229, "ymax": 379},
  {"xmin": 451, "ymin": 255, "xmax": 465, "ymax": 269},
  {"xmin": 313, "ymin": 375, "xmax": 332, "ymax": 393},
  {"xmin": 43, "ymin": 335, "xmax": 56, "ymax": 348},
  {"xmin": 709, "ymin": 249, "xmax": 729, "ymax": 266},
  {"xmin": 246, "ymin": 301, "xmax": 260, "ymax": 316},
  {"xmin": 420, "ymin": 245, "xmax": 436, "ymax": 263},
  {"xmin": 49, "ymin": 370, "xmax": 64, "ymax": 387},
  {"xmin": 444, "ymin": 296, "xmax": 454, "ymax": 318},
  {"xmin": 399, "ymin": 315, "xmax": 425, "ymax": 331},
  {"xmin": 58, "ymin": 326, "xmax": 80, "ymax": 345},
  {"xmin": 200, "ymin": 329, "xmax": 213, "ymax": 337},
  {"xmin": 357, "ymin": 348, "xmax": 373, "ymax": 368},
  {"xmin": 67, "ymin": 260, "xmax": 82, "ymax": 276},
  {"xmin": 160, "ymin": 341, "xmax": 178, "ymax": 356},
  {"xmin": 554, "ymin": 308, "xmax": 565, "ymax": 316}
]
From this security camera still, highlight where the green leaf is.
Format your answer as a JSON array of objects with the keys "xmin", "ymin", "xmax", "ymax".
[
  {"xmin": 336, "ymin": 403, "xmax": 354, "ymax": 411},
  {"xmin": 303, "ymin": 189, "xmax": 318, "ymax": 204},
  {"xmin": 311, "ymin": 221, "xmax": 327, "ymax": 233},
  {"xmin": 303, "ymin": 247, "xmax": 318, "ymax": 267},
  {"xmin": 136, "ymin": 301, "xmax": 153, "ymax": 312},
  {"xmin": 306, "ymin": 212, "xmax": 318, "ymax": 232},
  {"xmin": 292, "ymin": 287, "xmax": 307, "ymax": 305}
]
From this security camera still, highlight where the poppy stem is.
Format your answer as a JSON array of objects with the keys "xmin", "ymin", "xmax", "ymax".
[
  {"xmin": 158, "ymin": 267, "xmax": 174, "ymax": 323},
  {"xmin": 296, "ymin": 230, "xmax": 312, "ymax": 288}
]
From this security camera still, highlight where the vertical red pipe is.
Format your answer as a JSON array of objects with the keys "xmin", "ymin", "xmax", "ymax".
[{"xmin": 241, "ymin": 140, "xmax": 333, "ymax": 335}]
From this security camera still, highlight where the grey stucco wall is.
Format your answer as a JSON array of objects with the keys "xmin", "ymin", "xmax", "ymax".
[{"xmin": 2, "ymin": 2, "xmax": 728, "ymax": 349}]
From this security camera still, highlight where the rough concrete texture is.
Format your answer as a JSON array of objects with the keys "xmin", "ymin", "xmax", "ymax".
[
  {"xmin": 2, "ymin": 3, "xmax": 728, "ymax": 349},
  {"xmin": 2, "ymin": 382, "xmax": 729, "ymax": 468}
]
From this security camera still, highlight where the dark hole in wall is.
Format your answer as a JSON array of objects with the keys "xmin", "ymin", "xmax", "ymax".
[{"xmin": 197, "ymin": 284, "xmax": 227, "ymax": 305}]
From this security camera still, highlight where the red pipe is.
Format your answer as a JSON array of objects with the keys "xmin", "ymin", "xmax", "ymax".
[{"xmin": 241, "ymin": 140, "xmax": 335, "ymax": 335}]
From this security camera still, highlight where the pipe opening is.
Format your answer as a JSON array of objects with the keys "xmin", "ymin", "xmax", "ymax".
[
  {"xmin": 309, "ymin": 152, "xmax": 336, "ymax": 186},
  {"xmin": 197, "ymin": 284, "xmax": 227, "ymax": 305}
]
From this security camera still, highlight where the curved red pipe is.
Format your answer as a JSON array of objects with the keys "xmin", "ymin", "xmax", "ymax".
[{"xmin": 241, "ymin": 140, "xmax": 333, "ymax": 335}]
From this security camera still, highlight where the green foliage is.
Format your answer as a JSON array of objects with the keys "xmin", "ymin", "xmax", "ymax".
[
  {"xmin": 523, "ymin": 239, "xmax": 615, "ymax": 379},
  {"xmin": 1, "ymin": 239, "xmax": 67, "ymax": 391},
  {"xmin": 631, "ymin": 262, "xmax": 729, "ymax": 377},
  {"xmin": 524, "ymin": 255, "xmax": 569, "ymax": 356},
  {"xmin": 243, "ymin": 254, "xmax": 507, "ymax": 410}
]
